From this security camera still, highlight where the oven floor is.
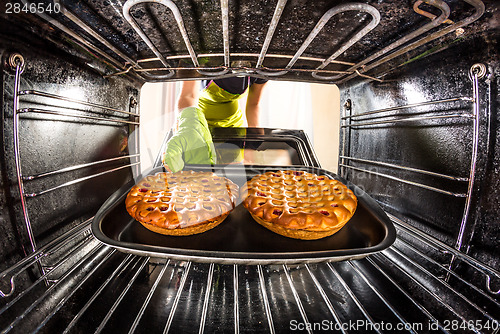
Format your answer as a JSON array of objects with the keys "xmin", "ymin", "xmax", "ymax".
[{"xmin": 1, "ymin": 228, "xmax": 497, "ymax": 334}]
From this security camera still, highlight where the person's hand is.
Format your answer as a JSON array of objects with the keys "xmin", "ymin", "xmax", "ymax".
[{"xmin": 162, "ymin": 107, "xmax": 215, "ymax": 172}]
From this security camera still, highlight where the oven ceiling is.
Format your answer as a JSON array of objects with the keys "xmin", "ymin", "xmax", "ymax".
[{"xmin": 10, "ymin": 0, "xmax": 484, "ymax": 83}]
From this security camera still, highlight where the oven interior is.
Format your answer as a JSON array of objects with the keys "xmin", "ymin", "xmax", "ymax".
[{"xmin": 1, "ymin": 0, "xmax": 499, "ymax": 332}]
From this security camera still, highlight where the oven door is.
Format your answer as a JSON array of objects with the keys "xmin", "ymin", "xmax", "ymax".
[{"xmin": 154, "ymin": 127, "xmax": 321, "ymax": 169}]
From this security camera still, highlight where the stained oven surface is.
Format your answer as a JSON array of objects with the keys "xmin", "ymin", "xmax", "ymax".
[{"xmin": 1, "ymin": 0, "xmax": 499, "ymax": 333}]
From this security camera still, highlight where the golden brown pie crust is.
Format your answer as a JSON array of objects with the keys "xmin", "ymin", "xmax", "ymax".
[
  {"xmin": 125, "ymin": 171, "xmax": 238, "ymax": 236},
  {"xmin": 241, "ymin": 170, "xmax": 357, "ymax": 240}
]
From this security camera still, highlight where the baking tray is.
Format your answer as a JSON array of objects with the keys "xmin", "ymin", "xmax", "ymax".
[{"xmin": 92, "ymin": 165, "xmax": 396, "ymax": 264}]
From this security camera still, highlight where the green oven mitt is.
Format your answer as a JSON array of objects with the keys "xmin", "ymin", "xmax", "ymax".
[{"xmin": 162, "ymin": 107, "xmax": 215, "ymax": 173}]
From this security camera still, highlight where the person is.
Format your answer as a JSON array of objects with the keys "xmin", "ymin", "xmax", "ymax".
[
  {"xmin": 162, "ymin": 77, "xmax": 268, "ymax": 172},
  {"xmin": 178, "ymin": 77, "xmax": 268, "ymax": 128}
]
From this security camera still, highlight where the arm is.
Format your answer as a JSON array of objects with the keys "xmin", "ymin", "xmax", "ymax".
[
  {"xmin": 177, "ymin": 80, "xmax": 200, "ymax": 111},
  {"xmin": 245, "ymin": 82, "xmax": 267, "ymax": 127},
  {"xmin": 163, "ymin": 107, "xmax": 215, "ymax": 172}
]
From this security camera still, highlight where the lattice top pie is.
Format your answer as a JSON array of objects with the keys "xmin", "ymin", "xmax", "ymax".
[
  {"xmin": 241, "ymin": 170, "xmax": 357, "ymax": 239},
  {"xmin": 125, "ymin": 171, "xmax": 238, "ymax": 235}
]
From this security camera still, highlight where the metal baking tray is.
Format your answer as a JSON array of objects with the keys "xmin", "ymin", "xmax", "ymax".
[{"xmin": 92, "ymin": 165, "xmax": 396, "ymax": 264}]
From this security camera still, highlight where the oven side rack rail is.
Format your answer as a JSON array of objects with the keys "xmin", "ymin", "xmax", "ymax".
[
  {"xmin": 20, "ymin": 0, "xmax": 484, "ymax": 83},
  {"xmin": 339, "ymin": 64, "xmax": 498, "ymax": 296},
  {"xmin": 339, "ymin": 94, "xmax": 473, "ymax": 194},
  {"xmin": 7, "ymin": 57, "xmax": 140, "ymax": 256}
]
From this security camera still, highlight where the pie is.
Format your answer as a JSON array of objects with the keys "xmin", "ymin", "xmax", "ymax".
[
  {"xmin": 241, "ymin": 170, "xmax": 357, "ymax": 240},
  {"xmin": 125, "ymin": 170, "xmax": 239, "ymax": 236}
]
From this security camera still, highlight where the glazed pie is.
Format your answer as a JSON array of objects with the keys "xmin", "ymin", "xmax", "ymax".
[
  {"xmin": 241, "ymin": 170, "xmax": 357, "ymax": 240},
  {"xmin": 125, "ymin": 170, "xmax": 238, "ymax": 236}
]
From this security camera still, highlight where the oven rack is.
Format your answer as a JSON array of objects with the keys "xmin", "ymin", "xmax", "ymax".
[
  {"xmin": 339, "ymin": 64, "xmax": 486, "ymax": 270},
  {"xmin": 0, "ymin": 215, "xmax": 498, "ymax": 333},
  {"xmin": 23, "ymin": 0, "xmax": 484, "ymax": 83},
  {"xmin": 10, "ymin": 59, "xmax": 140, "ymax": 254}
]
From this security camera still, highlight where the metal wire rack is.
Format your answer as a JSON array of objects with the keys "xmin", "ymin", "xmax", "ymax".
[{"xmin": 0, "ymin": 216, "xmax": 498, "ymax": 333}]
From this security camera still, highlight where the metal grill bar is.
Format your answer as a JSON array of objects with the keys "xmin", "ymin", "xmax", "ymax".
[
  {"xmin": 0, "ymin": 218, "xmax": 92, "ymax": 298},
  {"xmin": 196, "ymin": 0, "xmax": 230, "ymax": 76},
  {"xmin": 455, "ymin": 66, "xmax": 482, "ymax": 253},
  {"xmin": 21, "ymin": 231, "xmax": 95, "ymax": 285},
  {"xmin": 23, "ymin": 154, "xmax": 140, "ymax": 181},
  {"xmin": 340, "ymin": 113, "xmax": 474, "ymax": 128},
  {"xmin": 19, "ymin": 0, "xmax": 131, "ymax": 76},
  {"xmin": 121, "ymin": 0, "xmax": 173, "ymax": 78},
  {"xmin": 311, "ymin": 4, "xmax": 381, "ymax": 80},
  {"xmin": 257, "ymin": 3, "xmax": 380, "ymax": 77},
  {"xmin": 24, "ymin": 162, "xmax": 140, "ymax": 198},
  {"xmin": 53, "ymin": 0, "xmax": 138, "ymax": 68},
  {"xmin": 12, "ymin": 61, "xmax": 37, "ymax": 254},
  {"xmin": 33, "ymin": 248, "xmax": 118, "ymax": 332},
  {"xmin": 199, "ymin": 263, "xmax": 215, "ymax": 334},
  {"xmin": 396, "ymin": 238, "xmax": 500, "ymax": 307},
  {"xmin": 120, "ymin": 1, "xmax": 373, "ymax": 79},
  {"xmin": 131, "ymin": 65, "xmax": 353, "ymax": 76},
  {"xmin": 304, "ymin": 264, "xmax": 347, "ymax": 334},
  {"xmin": 53, "ymin": 0, "xmax": 173, "ymax": 80},
  {"xmin": 341, "ymin": 97, "xmax": 473, "ymax": 120},
  {"xmin": 339, "ymin": 164, "xmax": 467, "ymax": 197},
  {"xmin": 0, "ymin": 233, "xmax": 94, "ymax": 315},
  {"xmin": 9, "ymin": 58, "xmax": 138, "ymax": 271},
  {"xmin": 340, "ymin": 94, "xmax": 350, "ymax": 178},
  {"xmin": 95, "ymin": 256, "xmax": 150, "ymax": 334},
  {"xmin": 486, "ymin": 277, "xmax": 500, "ymax": 296},
  {"xmin": 18, "ymin": 90, "xmax": 137, "ymax": 117},
  {"xmin": 343, "ymin": 108, "xmax": 474, "ymax": 124},
  {"xmin": 21, "ymin": 0, "xmax": 485, "ymax": 84},
  {"xmin": 326, "ymin": 263, "xmax": 382, "ymax": 334},
  {"xmin": 387, "ymin": 213, "xmax": 500, "ymax": 295},
  {"xmin": 62, "ymin": 254, "xmax": 135, "ymax": 334},
  {"xmin": 364, "ymin": 257, "xmax": 448, "ymax": 333},
  {"xmin": 384, "ymin": 247, "xmax": 497, "ymax": 323},
  {"xmin": 18, "ymin": 107, "xmax": 140, "ymax": 125},
  {"xmin": 339, "ymin": 0, "xmax": 485, "ymax": 83},
  {"xmin": 128, "ymin": 260, "xmax": 170, "ymax": 334},
  {"xmin": 330, "ymin": 0, "xmax": 451, "ymax": 82},
  {"xmin": 123, "ymin": 0, "xmax": 227, "ymax": 77},
  {"xmin": 137, "ymin": 53, "xmax": 355, "ymax": 66},
  {"xmin": 341, "ymin": 64, "xmax": 495, "ymax": 294},
  {"xmin": 163, "ymin": 261, "xmax": 192, "ymax": 334},
  {"xmin": 3, "ymin": 236, "xmax": 498, "ymax": 333},
  {"xmin": 348, "ymin": 261, "xmax": 416, "ymax": 333},
  {"xmin": 282, "ymin": 265, "xmax": 312, "ymax": 334},
  {"xmin": 220, "ymin": 0, "xmax": 230, "ymax": 68},
  {"xmin": 233, "ymin": 265, "xmax": 239, "ymax": 334},
  {"xmin": 340, "ymin": 156, "xmax": 468, "ymax": 181},
  {"xmin": 374, "ymin": 252, "xmax": 476, "ymax": 328},
  {"xmin": 257, "ymin": 265, "xmax": 275, "ymax": 334},
  {"xmin": 1, "ymin": 244, "xmax": 109, "ymax": 333},
  {"xmin": 256, "ymin": 0, "xmax": 287, "ymax": 68}
]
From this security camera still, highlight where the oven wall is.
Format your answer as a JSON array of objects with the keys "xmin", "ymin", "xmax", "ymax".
[
  {"xmin": 338, "ymin": 11, "xmax": 499, "ymax": 273},
  {"xmin": 0, "ymin": 16, "xmax": 142, "ymax": 280}
]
